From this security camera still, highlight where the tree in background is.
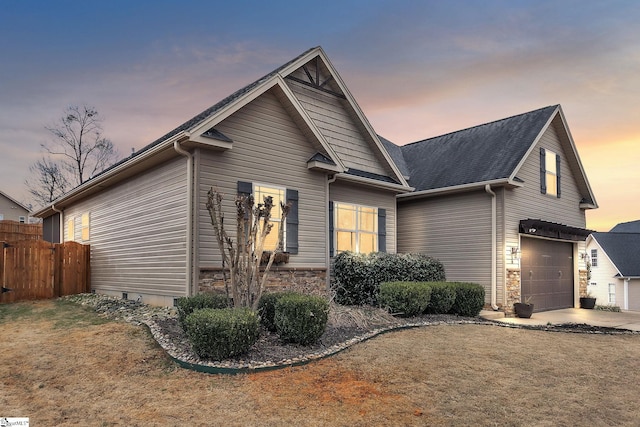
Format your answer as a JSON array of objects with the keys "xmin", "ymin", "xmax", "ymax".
[
  {"xmin": 25, "ymin": 156, "xmax": 69, "ymax": 206},
  {"xmin": 25, "ymin": 105, "xmax": 119, "ymax": 206}
]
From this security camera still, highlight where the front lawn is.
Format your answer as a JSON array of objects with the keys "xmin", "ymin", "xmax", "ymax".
[{"xmin": 1, "ymin": 299, "xmax": 639, "ymax": 426}]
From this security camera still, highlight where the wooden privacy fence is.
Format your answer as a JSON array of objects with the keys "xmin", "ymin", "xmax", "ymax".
[
  {"xmin": 0, "ymin": 220, "xmax": 43, "ymax": 242},
  {"xmin": 0, "ymin": 240, "xmax": 90, "ymax": 303}
]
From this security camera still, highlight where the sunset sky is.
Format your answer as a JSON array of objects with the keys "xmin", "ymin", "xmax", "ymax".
[{"xmin": 1, "ymin": 1, "xmax": 639, "ymax": 231}]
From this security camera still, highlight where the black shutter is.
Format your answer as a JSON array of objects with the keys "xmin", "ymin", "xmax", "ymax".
[
  {"xmin": 286, "ymin": 189, "xmax": 298, "ymax": 254},
  {"xmin": 328, "ymin": 201, "xmax": 334, "ymax": 257},
  {"xmin": 237, "ymin": 181, "xmax": 252, "ymax": 219},
  {"xmin": 540, "ymin": 148, "xmax": 547, "ymax": 194},
  {"xmin": 378, "ymin": 208, "xmax": 387, "ymax": 253},
  {"xmin": 556, "ymin": 154, "xmax": 561, "ymax": 198},
  {"xmin": 237, "ymin": 181, "xmax": 252, "ymax": 197}
]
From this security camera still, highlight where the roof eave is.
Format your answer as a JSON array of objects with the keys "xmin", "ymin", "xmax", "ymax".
[
  {"xmin": 336, "ymin": 172, "xmax": 414, "ymax": 193},
  {"xmin": 398, "ymin": 178, "xmax": 521, "ymax": 200},
  {"xmin": 33, "ymin": 131, "xmax": 188, "ymax": 217}
]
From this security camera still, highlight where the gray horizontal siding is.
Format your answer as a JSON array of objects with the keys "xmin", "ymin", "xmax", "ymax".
[
  {"xmin": 505, "ymin": 119, "xmax": 587, "ymax": 259},
  {"xmin": 63, "ymin": 158, "xmax": 188, "ymax": 297},
  {"xmin": 286, "ymin": 76, "xmax": 389, "ymax": 176},
  {"xmin": 398, "ymin": 191, "xmax": 493, "ymax": 299},
  {"xmin": 197, "ymin": 88, "xmax": 327, "ymax": 269},
  {"xmin": 329, "ymin": 181, "xmax": 397, "ymax": 254}
]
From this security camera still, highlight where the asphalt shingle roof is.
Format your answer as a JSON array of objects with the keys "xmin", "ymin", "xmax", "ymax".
[
  {"xmin": 592, "ymin": 232, "xmax": 640, "ymax": 277},
  {"xmin": 385, "ymin": 105, "xmax": 558, "ymax": 191},
  {"xmin": 610, "ymin": 220, "xmax": 640, "ymax": 233}
]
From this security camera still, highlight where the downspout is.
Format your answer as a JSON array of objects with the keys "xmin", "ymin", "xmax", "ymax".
[
  {"xmin": 326, "ymin": 174, "xmax": 338, "ymax": 290},
  {"xmin": 51, "ymin": 204, "xmax": 63, "ymax": 243},
  {"xmin": 174, "ymin": 141, "xmax": 194, "ymax": 296},
  {"xmin": 624, "ymin": 278, "xmax": 630, "ymax": 310},
  {"xmin": 485, "ymin": 184, "xmax": 499, "ymax": 310}
]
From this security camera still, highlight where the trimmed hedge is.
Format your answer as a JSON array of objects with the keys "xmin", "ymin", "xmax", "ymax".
[
  {"xmin": 379, "ymin": 281, "xmax": 432, "ymax": 316},
  {"xmin": 331, "ymin": 252, "xmax": 445, "ymax": 306},
  {"xmin": 448, "ymin": 282, "xmax": 485, "ymax": 317},
  {"xmin": 424, "ymin": 282, "xmax": 456, "ymax": 314},
  {"xmin": 176, "ymin": 293, "xmax": 229, "ymax": 325},
  {"xmin": 274, "ymin": 293, "xmax": 329, "ymax": 345},
  {"xmin": 257, "ymin": 291, "xmax": 296, "ymax": 332},
  {"xmin": 183, "ymin": 307, "xmax": 260, "ymax": 360}
]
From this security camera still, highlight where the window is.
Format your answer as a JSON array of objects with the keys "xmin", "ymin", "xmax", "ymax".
[
  {"xmin": 591, "ymin": 249, "xmax": 598, "ymax": 267},
  {"xmin": 237, "ymin": 181, "xmax": 299, "ymax": 255},
  {"xmin": 67, "ymin": 218, "xmax": 75, "ymax": 241},
  {"xmin": 540, "ymin": 148, "xmax": 561, "ymax": 197},
  {"xmin": 19, "ymin": 216, "xmax": 26, "ymax": 223},
  {"xmin": 334, "ymin": 202, "xmax": 378, "ymax": 254},
  {"xmin": 253, "ymin": 184, "xmax": 285, "ymax": 252},
  {"xmin": 81, "ymin": 213, "xmax": 90, "ymax": 241},
  {"xmin": 608, "ymin": 283, "xmax": 616, "ymax": 304},
  {"xmin": 0, "ymin": 214, "xmax": 4, "ymax": 220}
]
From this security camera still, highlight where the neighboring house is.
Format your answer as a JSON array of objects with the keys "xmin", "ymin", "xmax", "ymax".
[
  {"xmin": 383, "ymin": 105, "xmax": 598, "ymax": 313},
  {"xmin": 586, "ymin": 227, "xmax": 640, "ymax": 311},
  {"xmin": 0, "ymin": 190, "xmax": 30, "ymax": 223},
  {"xmin": 34, "ymin": 47, "xmax": 411, "ymax": 306}
]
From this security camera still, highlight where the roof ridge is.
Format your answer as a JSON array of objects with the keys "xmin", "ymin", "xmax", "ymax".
[{"xmin": 402, "ymin": 105, "xmax": 559, "ymax": 148}]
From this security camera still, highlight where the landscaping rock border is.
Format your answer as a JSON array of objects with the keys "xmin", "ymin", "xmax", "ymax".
[{"xmin": 63, "ymin": 294, "xmax": 639, "ymax": 375}]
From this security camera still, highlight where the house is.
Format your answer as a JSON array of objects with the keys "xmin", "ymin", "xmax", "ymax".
[
  {"xmin": 0, "ymin": 190, "xmax": 30, "ymax": 223},
  {"xmin": 34, "ymin": 46, "xmax": 599, "ymax": 313},
  {"xmin": 34, "ymin": 47, "xmax": 411, "ymax": 306},
  {"xmin": 383, "ymin": 105, "xmax": 598, "ymax": 314},
  {"xmin": 586, "ymin": 225, "xmax": 640, "ymax": 311}
]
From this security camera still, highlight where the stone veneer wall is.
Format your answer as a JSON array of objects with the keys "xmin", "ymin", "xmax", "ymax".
[
  {"xmin": 505, "ymin": 268, "xmax": 521, "ymax": 317},
  {"xmin": 199, "ymin": 268, "xmax": 328, "ymax": 296},
  {"xmin": 578, "ymin": 269, "xmax": 588, "ymax": 298}
]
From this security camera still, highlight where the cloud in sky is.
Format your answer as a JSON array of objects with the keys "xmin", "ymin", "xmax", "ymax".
[{"xmin": 1, "ymin": 0, "xmax": 639, "ymax": 230}]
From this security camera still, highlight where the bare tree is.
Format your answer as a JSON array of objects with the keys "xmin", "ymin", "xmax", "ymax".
[
  {"xmin": 206, "ymin": 187, "xmax": 291, "ymax": 309},
  {"xmin": 26, "ymin": 105, "xmax": 120, "ymax": 207},
  {"xmin": 42, "ymin": 105, "xmax": 119, "ymax": 187},
  {"xmin": 25, "ymin": 156, "xmax": 69, "ymax": 205}
]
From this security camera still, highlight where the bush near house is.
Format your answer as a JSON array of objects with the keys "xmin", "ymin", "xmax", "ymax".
[
  {"xmin": 448, "ymin": 282, "xmax": 485, "ymax": 317},
  {"xmin": 257, "ymin": 291, "xmax": 297, "ymax": 332},
  {"xmin": 183, "ymin": 307, "xmax": 260, "ymax": 360},
  {"xmin": 379, "ymin": 282, "xmax": 432, "ymax": 316},
  {"xmin": 175, "ymin": 293, "xmax": 229, "ymax": 326},
  {"xmin": 331, "ymin": 252, "xmax": 445, "ymax": 306},
  {"xmin": 424, "ymin": 282, "xmax": 457, "ymax": 314},
  {"xmin": 274, "ymin": 293, "xmax": 329, "ymax": 345}
]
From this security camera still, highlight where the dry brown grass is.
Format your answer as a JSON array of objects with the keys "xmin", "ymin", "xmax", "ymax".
[{"xmin": 2, "ymin": 300, "xmax": 640, "ymax": 426}]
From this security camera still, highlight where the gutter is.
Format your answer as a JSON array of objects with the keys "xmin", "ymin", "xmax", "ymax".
[
  {"xmin": 398, "ymin": 178, "xmax": 522, "ymax": 200},
  {"xmin": 34, "ymin": 131, "xmax": 188, "ymax": 217},
  {"xmin": 485, "ymin": 184, "xmax": 499, "ymax": 311},
  {"xmin": 336, "ymin": 172, "xmax": 413, "ymax": 193},
  {"xmin": 174, "ymin": 141, "xmax": 194, "ymax": 296}
]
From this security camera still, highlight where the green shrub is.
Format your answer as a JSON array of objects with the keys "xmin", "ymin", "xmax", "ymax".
[
  {"xmin": 425, "ymin": 282, "xmax": 457, "ymax": 314},
  {"xmin": 257, "ymin": 291, "xmax": 296, "ymax": 332},
  {"xmin": 176, "ymin": 293, "xmax": 230, "ymax": 326},
  {"xmin": 274, "ymin": 293, "xmax": 329, "ymax": 345},
  {"xmin": 331, "ymin": 252, "xmax": 445, "ymax": 306},
  {"xmin": 448, "ymin": 282, "xmax": 485, "ymax": 317},
  {"xmin": 379, "ymin": 282, "xmax": 432, "ymax": 316},
  {"xmin": 183, "ymin": 308, "xmax": 260, "ymax": 360}
]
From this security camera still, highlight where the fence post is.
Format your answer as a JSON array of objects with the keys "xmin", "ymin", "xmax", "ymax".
[
  {"xmin": 0, "ymin": 241, "xmax": 5, "ymax": 295},
  {"xmin": 53, "ymin": 243, "xmax": 62, "ymax": 297}
]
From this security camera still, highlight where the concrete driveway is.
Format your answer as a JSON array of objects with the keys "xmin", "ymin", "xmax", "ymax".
[{"xmin": 481, "ymin": 308, "xmax": 640, "ymax": 332}]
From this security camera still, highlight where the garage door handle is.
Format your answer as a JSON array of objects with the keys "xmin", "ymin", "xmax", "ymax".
[
  {"xmin": 558, "ymin": 271, "xmax": 562, "ymax": 278},
  {"xmin": 529, "ymin": 270, "xmax": 533, "ymax": 278}
]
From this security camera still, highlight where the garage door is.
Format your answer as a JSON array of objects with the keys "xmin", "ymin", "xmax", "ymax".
[{"xmin": 521, "ymin": 238, "xmax": 574, "ymax": 312}]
